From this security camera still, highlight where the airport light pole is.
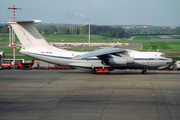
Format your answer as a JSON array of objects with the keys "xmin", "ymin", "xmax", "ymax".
[
  {"xmin": 88, "ymin": 20, "xmax": 90, "ymax": 44},
  {"xmin": 7, "ymin": 6, "xmax": 22, "ymax": 65},
  {"xmin": 70, "ymin": 26, "xmax": 71, "ymax": 35},
  {"xmin": 6, "ymin": 24, "xmax": 12, "ymax": 47},
  {"xmin": 7, "ymin": 6, "xmax": 22, "ymax": 21}
]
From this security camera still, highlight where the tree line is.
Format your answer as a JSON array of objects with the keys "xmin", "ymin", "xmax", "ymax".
[
  {"xmin": 0, "ymin": 24, "xmax": 8, "ymax": 33},
  {"xmin": 124, "ymin": 26, "xmax": 180, "ymax": 36},
  {"xmin": 36, "ymin": 24, "xmax": 125, "ymax": 38},
  {"xmin": 1, "ymin": 23, "xmax": 180, "ymax": 37},
  {"xmin": 34, "ymin": 24, "xmax": 180, "ymax": 37},
  {"xmin": 81, "ymin": 25, "xmax": 125, "ymax": 38}
]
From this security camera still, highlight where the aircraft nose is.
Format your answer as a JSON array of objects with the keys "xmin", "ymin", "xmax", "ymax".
[{"xmin": 169, "ymin": 58, "xmax": 176, "ymax": 66}]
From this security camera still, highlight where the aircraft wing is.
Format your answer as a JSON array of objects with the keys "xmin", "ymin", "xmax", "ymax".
[{"xmin": 73, "ymin": 48, "xmax": 126, "ymax": 59}]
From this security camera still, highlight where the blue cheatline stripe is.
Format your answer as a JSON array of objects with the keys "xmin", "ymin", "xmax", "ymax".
[
  {"xmin": 21, "ymin": 51, "xmax": 100, "ymax": 60},
  {"xmin": 21, "ymin": 51, "xmax": 170, "ymax": 61},
  {"xmin": 134, "ymin": 58, "xmax": 169, "ymax": 60}
]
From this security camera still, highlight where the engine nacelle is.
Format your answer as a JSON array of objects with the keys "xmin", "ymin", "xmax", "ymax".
[
  {"xmin": 126, "ymin": 57, "xmax": 134, "ymax": 64},
  {"xmin": 102, "ymin": 57, "xmax": 134, "ymax": 65}
]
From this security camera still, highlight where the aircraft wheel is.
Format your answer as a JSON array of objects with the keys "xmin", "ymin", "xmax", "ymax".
[
  {"xmin": 15, "ymin": 64, "xmax": 19, "ymax": 69},
  {"xmin": 91, "ymin": 70, "xmax": 96, "ymax": 74},
  {"xmin": 142, "ymin": 70, "xmax": 147, "ymax": 74}
]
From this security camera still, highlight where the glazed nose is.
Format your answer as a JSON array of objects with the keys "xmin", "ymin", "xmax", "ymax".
[
  {"xmin": 172, "ymin": 59, "xmax": 175, "ymax": 64},
  {"xmin": 171, "ymin": 59, "xmax": 175, "ymax": 65}
]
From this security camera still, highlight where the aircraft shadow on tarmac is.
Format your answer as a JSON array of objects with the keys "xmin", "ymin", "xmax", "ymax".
[{"xmin": 53, "ymin": 70, "xmax": 179, "ymax": 75}]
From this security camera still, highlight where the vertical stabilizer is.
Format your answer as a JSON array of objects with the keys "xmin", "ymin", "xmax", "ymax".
[{"xmin": 7, "ymin": 20, "xmax": 50, "ymax": 48}]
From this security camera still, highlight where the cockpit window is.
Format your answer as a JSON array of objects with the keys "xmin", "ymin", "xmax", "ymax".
[{"xmin": 161, "ymin": 54, "xmax": 166, "ymax": 58}]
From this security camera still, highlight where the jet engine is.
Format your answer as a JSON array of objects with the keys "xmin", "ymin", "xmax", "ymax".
[{"xmin": 102, "ymin": 57, "xmax": 134, "ymax": 65}]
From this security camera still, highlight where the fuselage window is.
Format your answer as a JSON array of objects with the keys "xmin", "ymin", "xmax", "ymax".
[{"xmin": 161, "ymin": 54, "xmax": 166, "ymax": 58}]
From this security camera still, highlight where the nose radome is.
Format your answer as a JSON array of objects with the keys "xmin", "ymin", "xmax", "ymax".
[
  {"xmin": 172, "ymin": 59, "xmax": 175, "ymax": 64},
  {"xmin": 169, "ymin": 58, "xmax": 175, "ymax": 66}
]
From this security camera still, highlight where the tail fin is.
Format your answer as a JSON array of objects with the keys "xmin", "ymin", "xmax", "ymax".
[{"xmin": 7, "ymin": 20, "xmax": 50, "ymax": 48}]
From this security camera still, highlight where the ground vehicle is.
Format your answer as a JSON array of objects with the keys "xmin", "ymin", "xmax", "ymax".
[
  {"xmin": 1, "ymin": 59, "xmax": 34, "ymax": 69},
  {"xmin": 1, "ymin": 59, "xmax": 25, "ymax": 69},
  {"xmin": 175, "ymin": 61, "xmax": 180, "ymax": 70}
]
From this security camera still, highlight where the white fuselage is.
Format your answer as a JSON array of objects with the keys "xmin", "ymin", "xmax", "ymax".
[{"xmin": 20, "ymin": 45, "xmax": 173, "ymax": 70}]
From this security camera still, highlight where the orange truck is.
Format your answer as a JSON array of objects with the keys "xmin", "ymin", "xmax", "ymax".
[
  {"xmin": 1, "ymin": 59, "xmax": 34, "ymax": 69},
  {"xmin": 1, "ymin": 59, "xmax": 25, "ymax": 69}
]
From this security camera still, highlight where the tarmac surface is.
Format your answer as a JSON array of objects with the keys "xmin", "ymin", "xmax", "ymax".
[{"xmin": 0, "ymin": 69, "xmax": 180, "ymax": 120}]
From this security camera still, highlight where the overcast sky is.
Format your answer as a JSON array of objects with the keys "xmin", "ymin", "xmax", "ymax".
[{"xmin": 0, "ymin": 0, "xmax": 180, "ymax": 26}]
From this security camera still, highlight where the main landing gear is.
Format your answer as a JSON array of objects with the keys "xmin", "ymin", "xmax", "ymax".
[
  {"xmin": 142, "ymin": 69, "xmax": 147, "ymax": 74},
  {"xmin": 91, "ymin": 70, "xmax": 96, "ymax": 74}
]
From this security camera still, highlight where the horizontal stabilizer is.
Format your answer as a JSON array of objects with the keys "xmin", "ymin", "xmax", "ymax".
[{"xmin": 7, "ymin": 20, "xmax": 42, "ymax": 24}]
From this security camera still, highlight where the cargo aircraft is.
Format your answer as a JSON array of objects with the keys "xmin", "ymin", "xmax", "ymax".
[{"xmin": 7, "ymin": 20, "xmax": 175, "ymax": 74}]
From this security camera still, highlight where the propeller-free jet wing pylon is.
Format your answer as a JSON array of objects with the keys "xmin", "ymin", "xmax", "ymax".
[{"xmin": 7, "ymin": 20, "xmax": 175, "ymax": 74}]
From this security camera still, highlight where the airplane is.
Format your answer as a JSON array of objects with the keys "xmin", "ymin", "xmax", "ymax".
[{"xmin": 7, "ymin": 20, "xmax": 175, "ymax": 74}]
